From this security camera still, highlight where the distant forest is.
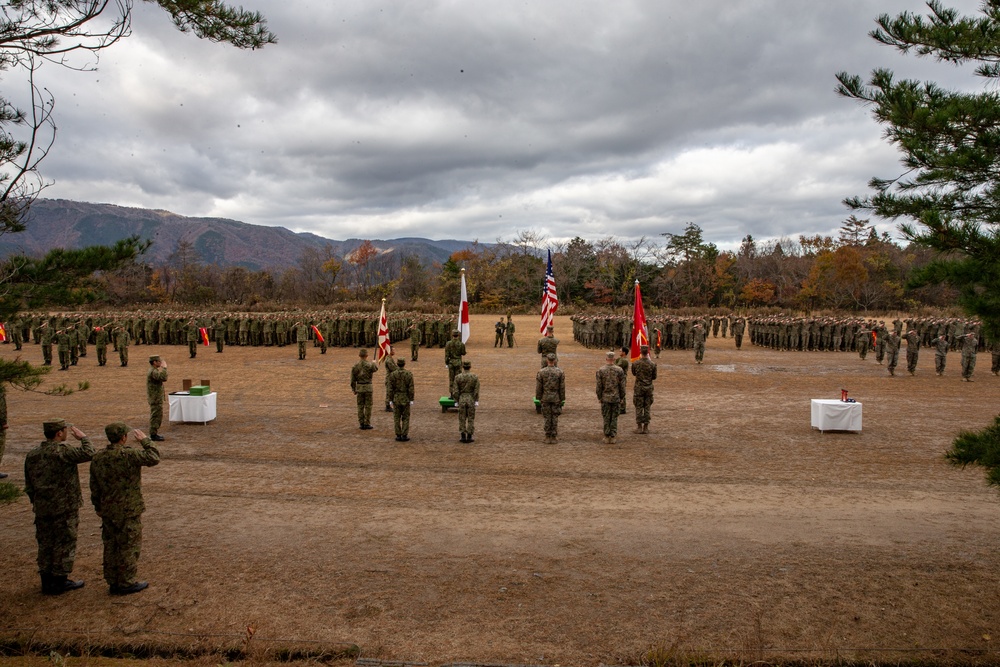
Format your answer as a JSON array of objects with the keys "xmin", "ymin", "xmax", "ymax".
[{"xmin": 92, "ymin": 218, "xmax": 956, "ymax": 314}]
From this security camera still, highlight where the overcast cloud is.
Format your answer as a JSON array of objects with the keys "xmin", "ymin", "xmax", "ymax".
[{"xmin": 23, "ymin": 0, "xmax": 987, "ymax": 250}]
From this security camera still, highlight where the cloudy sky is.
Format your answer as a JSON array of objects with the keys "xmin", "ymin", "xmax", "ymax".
[{"xmin": 23, "ymin": 0, "xmax": 985, "ymax": 250}]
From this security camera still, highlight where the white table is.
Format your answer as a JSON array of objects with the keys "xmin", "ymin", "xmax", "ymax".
[
  {"xmin": 811, "ymin": 399, "xmax": 862, "ymax": 432},
  {"xmin": 168, "ymin": 392, "xmax": 217, "ymax": 424}
]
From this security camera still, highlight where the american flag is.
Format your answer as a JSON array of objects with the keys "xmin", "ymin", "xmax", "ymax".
[{"xmin": 539, "ymin": 249, "xmax": 558, "ymax": 333}]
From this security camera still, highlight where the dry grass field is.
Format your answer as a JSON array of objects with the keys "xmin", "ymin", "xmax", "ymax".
[{"xmin": 2, "ymin": 313, "xmax": 1000, "ymax": 666}]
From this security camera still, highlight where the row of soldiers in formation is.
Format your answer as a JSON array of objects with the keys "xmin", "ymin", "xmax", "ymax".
[
  {"xmin": 2, "ymin": 311, "xmax": 464, "ymax": 353},
  {"xmin": 572, "ymin": 314, "xmax": 747, "ymax": 352}
]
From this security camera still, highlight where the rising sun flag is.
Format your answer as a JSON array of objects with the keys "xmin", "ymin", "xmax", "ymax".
[
  {"xmin": 375, "ymin": 298, "xmax": 391, "ymax": 364},
  {"xmin": 629, "ymin": 280, "xmax": 648, "ymax": 362}
]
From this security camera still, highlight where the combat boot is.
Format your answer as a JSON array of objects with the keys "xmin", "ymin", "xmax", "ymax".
[
  {"xmin": 44, "ymin": 575, "xmax": 84, "ymax": 595},
  {"xmin": 110, "ymin": 581, "xmax": 148, "ymax": 596},
  {"xmin": 460, "ymin": 433, "xmax": 467, "ymax": 443}
]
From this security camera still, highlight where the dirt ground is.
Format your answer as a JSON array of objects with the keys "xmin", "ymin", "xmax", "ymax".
[{"xmin": 2, "ymin": 313, "xmax": 1000, "ymax": 666}]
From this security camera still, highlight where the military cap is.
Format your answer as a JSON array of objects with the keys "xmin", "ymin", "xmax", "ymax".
[
  {"xmin": 606, "ymin": 351, "xmax": 616, "ymax": 359},
  {"xmin": 546, "ymin": 352, "xmax": 557, "ymax": 361},
  {"xmin": 452, "ymin": 330, "xmax": 460, "ymax": 337},
  {"xmin": 640, "ymin": 345, "xmax": 649, "ymax": 352},
  {"xmin": 105, "ymin": 421, "xmax": 129, "ymax": 443},
  {"xmin": 149, "ymin": 355, "xmax": 161, "ymax": 363},
  {"xmin": 462, "ymin": 360, "xmax": 471, "ymax": 369},
  {"xmin": 397, "ymin": 358, "xmax": 406, "ymax": 367},
  {"xmin": 359, "ymin": 348, "xmax": 369, "ymax": 357},
  {"xmin": 547, "ymin": 325, "xmax": 554, "ymax": 331},
  {"xmin": 43, "ymin": 418, "xmax": 67, "ymax": 430}
]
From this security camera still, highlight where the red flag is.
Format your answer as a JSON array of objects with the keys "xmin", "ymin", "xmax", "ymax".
[
  {"xmin": 199, "ymin": 327, "xmax": 210, "ymax": 346},
  {"xmin": 0, "ymin": 323, "xmax": 6, "ymax": 343},
  {"xmin": 459, "ymin": 268, "xmax": 470, "ymax": 343},
  {"xmin": 629, "ymin": 280, "xmax": 648, "ymax": 362},
  {"xmin": 539, "ymin": 249, "xmax": 558, "ymax": 333},
  {"xmin": 311, "ymin": 325, "xmax": 325, "ymax": 344},
  {"xmin": 375, "ymin": 299, "xmax": 391, "ymax": 364}
]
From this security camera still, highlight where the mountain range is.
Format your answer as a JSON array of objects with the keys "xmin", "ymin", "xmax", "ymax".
[{"xmin": 2, "ymin": 199, "xmax": 478, "ymax": 271}]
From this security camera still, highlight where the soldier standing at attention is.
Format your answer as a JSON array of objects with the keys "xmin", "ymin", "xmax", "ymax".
[
  {"xmin": 351, "ymin": 349, "xmax": 378, "ymax": 430},
  {"xmin": 505, "ymin": 315, "xmax": 516, "ymax": 348},
  {"xmin": 408, "ymin": 322, "xmax": 422, "ymax": 361},
  {"xmin": 631, "ymin": 345, "xmax": 657, "ymax": 434},
  {"xmin": 444, "ymin": 330, "xmax": 466, "ymax": 399},
  {"xmin": 147, "ymin": 356, "xmax": 167, "ymax": 441},
  {"xmin": 454, "ymin": 360, "xmax": 480, "ymax": 443},
  {"xmin": 615, "ymin": 346, "xmax": 630, "ymax": 415},
  {"xmin": 94, "ymin": 326, "xmax": 109, "ymax": 366},
  {"xmin": 383, "ymin": 346, "xmax": 398, "ymax": 412},
  {"xmin": 185, "ymin": 319, "xmax": 199, "ymax": 359},
  {"xmin": 23, "ymin": 419, "xmax": 94, "ymax": 595},
  {"xmin": 961, "ymin": 332, "xmax": 979, "ymax": 382},
  {"xmin": 537, "ymin": 324, "xmax": 559, "ymax": 367},
  {"xmin": 40, "ymin": 321, "xmax": 54, "ymax": 366},
  {"xmin": 56, "ymin": 328, "xmax": 70, "ymax": 370},
  {"xmin": 691, "ymin": 323, "xmax": 707, "ymax": 364},
  {"xmin": 732, "ymin": 317, "xmax": 746, "ymax": 350},
  {"xmin": 214, "ymin": 318, "xmax": 226, "ymax": 353},
  {"xmin": 90, "ymin": 422, "xmax": 159, "ymax": 596},
  {"xmin": 117, "ymin": 325, "xmax": 131, "ymax": 367},
  {"xmin": 387, "ymin": 358, "xmax": 414, "ymax": 441},
  {"xmin": 596, "ymin": 351, "xmax": 626, "ymax": 444},
  {"xmin": 535, "ymin": 353, "xmax": 565, "ymax": 444},
  {"xmin": 295, "ymin": 321, "xmax": 308, "ymax": 360}
]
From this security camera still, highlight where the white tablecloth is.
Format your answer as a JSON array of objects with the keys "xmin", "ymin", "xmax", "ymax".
[
  {"xmin": 811, "ymin": 399, "xmax": 862, "ymax": 432},
  {"xmin": 168, "ymin": 392, "xmax": 217, "ymax": 424}
]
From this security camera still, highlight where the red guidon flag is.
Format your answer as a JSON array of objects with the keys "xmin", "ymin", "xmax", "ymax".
[
  {"xmin": 311, "ymin": 325, "xmax": 325, "ymax": 344},
  {"xmin": 629, "ymin": 280, "xmax": 648, "ymax": 362},
  {"xmin": 199, "ymin": 327, "xmax": 210, "ymax": 346},
  {"xmin": 0, "ymin": 323, "xmax": 6, "ymax": 343},
  {"xmin": 375, "ymin": 299, "xmax": 391, "ymax": 364},
  {"xmin": 459, "ymin": 268, "xmax": 470, "ymax": 343}
]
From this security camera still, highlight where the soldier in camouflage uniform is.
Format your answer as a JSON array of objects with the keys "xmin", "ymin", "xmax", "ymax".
[
  {"xmin": 444, "ymin": 330, "xmax": 466, "ymax": 399},
  {"xmin": 387, "ymin": 357, "xmax": 414, "ymax": 441},
  {"xmin": 535, "ymin": 353, "xmax": 565, "ymax": 444},
  {"xmin": 90, "ymin": 422, "xmax": 160, "ymax": 595},
  {"xmin": 885, "ymin": 331, "xmax": 901, "ymax": 376},
  {"xmin": 23, "ymin": 418, "xmax": 94, "ymax": 595},
  {"xmin": 40, "ymin": 321, "xmax": 54, "ymax": 366},
  {"xmin": 383, "ymin": 346, "xmax": 398, "ymax": 411},
  {"xmin": 905, "ymin": 329, "xmax": 921, "ymax": 375},
  {"xmin": 351, "ymin": 349, "xmax": 378, "ymax": 429},
  {"xmin": 961, "ymin": 332, "xmax": 979, "ymax": 381},
  {"xmin": 615, "ymin": 347, "xmax": 630, "ymax": 415},
  {"xmin": 537, "ymin": 325, "xmax": 559, "ymax": 367},
  {"xmin": 631, "ymin": 345, "xmax": 657, "ymax": 434},
  {"xmin": 596, "ymin": 351, "xmax": 626, "ymax": 444},
  {"xmin": 454, "ymin": 360, "xmax": 480, "ymax": 443},
  {"xmin": 56, "ymin": 328, "xmax": 71, "ymax": 370},
  {"xmin": 408, "ymin": 322, "xmax": 421, "ymax": 361},
  {"xmin": 94, "ymin": 325, "xmax": 109, "ymax": 366},
  {"xmin": 295, "ymin": 321, "xmax": 308, "ymax": 360},
  {"xmin": 931, "ymin": 332, "xmax": 949, "ymax": 376},
  {"xmin": 147, "ymin": 356, "xmax": 168, "ymax": 441},
  {"xmin": 117, "ymin": 325, "xmax": 131, "ymax": 367},
  {"xmin": 505, "ymin": 315, "xmax": 515, "ymax": 348},
  {"xmin": 691, "ymin": 323, "xmax": 707, "ymax": 364}
]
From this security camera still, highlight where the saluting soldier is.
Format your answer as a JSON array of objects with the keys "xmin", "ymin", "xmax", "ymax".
[
  {"xmin": 147, "ymin": 356, "xmax": 167, "ymax": 441},
  {"xmin": 454, "ymin": 360, "xmax": 480, "ymax": 443},
  {"xmin": 24, "ymin": 419, "xmax": 94, "ymax": 595},
  {"xmin": 90, "ymin": 422, "xmax": 160, "ymax": 596},
  {"xmin": 351, "ymin": 349, "xmax": 378, "ymax": 430}
]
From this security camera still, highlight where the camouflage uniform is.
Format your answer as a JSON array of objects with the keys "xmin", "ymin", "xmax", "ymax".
[
  {"xmin": 885, "ymin": 332, "xmax": 901, "ymax": 376},
  {"xmin": 691, "ymin": 324, "xmax": 707, "ymax": 363},
  {"xmin": 961, "ymin": 333, "xmax": 978, "ymax": 381},
  {"xmin": 931, "ymin": 335, "xmax": 949, "ymax": 375},
  {"xmin": 444, "ymin": 332, "xmax": 466, "ymax": 398},
  {"xmin": 596, "ymin": 358, "xmax": 626, "ymax": 442},
  {"xmin": 905, "ymin": 330, "xmax": 921, "ymax": 375},
  {"xmin": 454, "ymin": 362, "xmax": 480, "ymax": 442},
  {"xmin": 94, "ymin": 326, "xmax": 109, "ymax": 366},
  {"xmin": 387, "ymin": 360, "xmax": 414, "ymax": 440},
  {"xmin": 614, "ymin": 353, "xmax": 629, "ymax": 415},
  {"xmin": 147, "ymin": 360, "xmax": 168, "ymax": 438},
  {"xmin": 537, "ymin": 332, "xmax": 559, "ymax": 367},
  {"xmin": 90, "ymin": 422, "xmax": 160, "ymax": 591},
  {"xmin": 23, "ymin": 422, "xmax": 94, "ymax": 589},
  {"xmin": 505, "ymin": 318, "xmax": 515, "ymax": 348},
  {"xmin": 117, "ymin": 327, "xmax": 130, "ymax": 367},
  {"xmin": 351, "ymin": 353, "xmax": 379, "ymax": 428},
  {"xmin": 295, "ymin": 323, "xmax": 308, "ymax": 360},
  {"xmin": 535, "ymin": 357, "xmax": 565, "ymax": 443},
  {"xmin": 631, "ymin": 352, "xmax": 657, "ymax": 432},
  {"xmin": 383, "ymin": 353, "xmax": 398, "ymax": 411},
  {"xmin": 409, "ymin": 325, "xmax": 421, "ymax": 361}
]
